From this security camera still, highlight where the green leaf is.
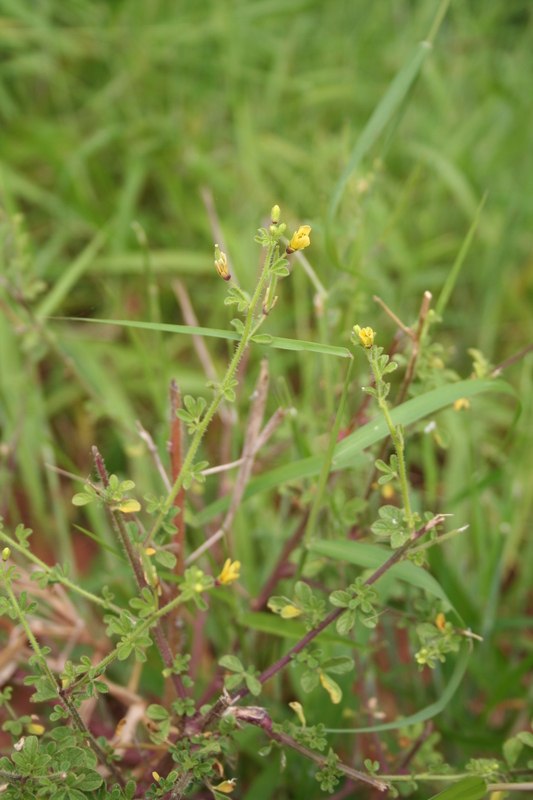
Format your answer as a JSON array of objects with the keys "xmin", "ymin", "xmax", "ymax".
[
  {"xmin": 300, "ymin": 670, "xmax": 319, "ymax": 693},
  {"xmin": 308, "ymin": 539, "xmax": 460, "ymax": 621},
  {"xmin": 321, "ymin": 656, "xmax": 354, "ymax": 675},
  {"xmin": 219, "ymin": 655, "xmax": 244, "ymax": 674},
  {"xmin": 244, "ymin": 673, "xmax": 262, "ymax": 696},
  {"xmin": 427, "ymin": 776, "xmax": 487, "ymax": 800},
  {"xmin": 503, "ymin": 737, "xmax": 523, "ymax": 767},
  {"xmin": 517, "ymin": 731, "xmax": 533, "ymax": 748},
  {"xmin": 57, "ymin": 317, "xmax": 352, "ymax": 359},
  {"xmin": 71, "ymin": 493, "xmax": 93, "ymax": 506},
  {"xmin": 74, "ymin": 770, "xmax": 103, "ymax": 791},
  {"xmin": 154, "ymin": 550, "xmax": 177, "ymax": 569},
  {"xmin": 146, "ymin": 704, "xmax": 169, "ymax": 721},
  {"xmin": 336, "ymin": 609, "xmax": 356, "ymax": 636}
]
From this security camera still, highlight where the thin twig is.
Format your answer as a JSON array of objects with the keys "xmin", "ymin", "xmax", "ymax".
[
  {"xmin": 395, "ymin": 290, "xmax": 432, "ymax": 406},
  {"xmin": 222, "ymin": 358, "xmax": 269, "ymax": 548},
  {"xmin": 91, "ymin": 447, "xmax": 186, "ymax": 700},
  {"xmin": 373, "ymin": 295, "xmax": 413, "ymax": 338},
  {"xmin": 229, "ymin": 705, "xmax": 388, "ymax": 792},
  {"xmin": 491, "ymin": 342, "xmax": 533, "ymax": 377},
  {"xmin": 185, "ymin": 529, "xmax": 224, "ymax": 566},
  {"xmin": 136, "ymin": 421, "xmax": 171, "ymax": 492}
]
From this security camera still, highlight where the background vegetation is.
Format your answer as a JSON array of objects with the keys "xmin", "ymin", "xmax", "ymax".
[{"xmin": 0, "ymin": 0, "xmax": 532, "ymax": 798}]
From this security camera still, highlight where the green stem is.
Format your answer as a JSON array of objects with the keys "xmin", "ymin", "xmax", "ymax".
[
  {"xmin": 1, "ymin": 562, "xmax": 60, "ymax": 694},
  {"xmin": 63, "ymin": 693, "xmax": 124, "ymax": 785},
  {"xmin": 145, "ymin": 244, "xmax": 275, "ymax": 548},
  {"xmin": 68, "ymin": 583, "xmax": 193, "ymax": 695},
  {"xmin": 0, "ymin": 530, "xmax": 122, "ymax": 614},
  {"xmin": 369, "ymin": 352, "xmax": 414, "ymax": 531}
]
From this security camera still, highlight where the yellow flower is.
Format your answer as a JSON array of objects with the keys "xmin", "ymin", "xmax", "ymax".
[
  {"xmin": 358, "ymin": 327, "xmax": 375, "ymax": 348},
  {"xmin": 217, "ymin": 558, "xmax": 241, "ymax": 585},
  {"xmin": 289, "ymin": 701, "xmax": 306, "ymax": 728},
  {"xmin": 280, "ymin": 604, "xmax": 303, "ymax": 619},
  {"xmin": 286, "ymin": 225, "xmax": 311, "ymax": 253},
  {"xmin": 436, "ymin": 612, "xmax": 446, "ymax": 631},
  {"xmin": 271, "ymin": 204, "xmax": 281, "ymax": 224},
  {"xmin": 214, "ymin": 778, "xmax": 237, "ymax": 794},
  {"xmin": 214, "ymin": 245, "xmax": 230, "ymax": 281},
  {"xmin": 152, "ymin": 772, "xmax": 160, "ymax": 782},
  {"xmin": 115, "ymin": 499, "xmax": 141, "ymax": 514},
  {"xmin": 27, "ymin": 723, "xmax": 45, "ymax": 736},
  {"xmin": 454, "ymin": 397, "xmax": 470, "ymax": 411}
]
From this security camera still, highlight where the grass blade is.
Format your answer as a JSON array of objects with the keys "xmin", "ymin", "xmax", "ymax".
[
  {"xmin": 54, "ymin": 317, "xmax": 352, "ymax": 358},
  {"xmin": 307, "ymin": 539, "xmax": 460, "ymax": 619},
  {"xmin": 428, "ymin": 777, "xmax": 487, "ymax": 800},
  {"xmin": 326, "ymin": 641, "xmax": 470, "ymax": 733},
  {"xmin": 436, "ymin": 191, "xmax": 488, "ymax": 317}
]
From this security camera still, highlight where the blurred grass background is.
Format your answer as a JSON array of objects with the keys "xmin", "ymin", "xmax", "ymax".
[{"xmin": 1, "ymin": 0, "xmax": 533, "ymax": 797}]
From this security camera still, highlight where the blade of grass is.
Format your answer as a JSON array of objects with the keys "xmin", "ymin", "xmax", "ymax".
[
  {"xmin": 435, "ymin": 191, "xmax": 488, "ymax": 317},
  {"xmin": 54, "ymin": 317, "xmax": 353, "ymax": 358},
  {"xmin": 326, "ymin": 641, "xmax": 470, "ymax": 733},
  {"xmin": 36, "ymin": 227, "xmax": 109, "ymax": 318},
  {"xmin": 308, "ymin": 539, "xmax": 461, "ymax": 620}
]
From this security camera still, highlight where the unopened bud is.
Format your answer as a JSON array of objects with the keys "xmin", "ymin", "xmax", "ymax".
[
  {"xmin": 214, "ymin": 246, "xmax": 230, "ymax": 281},
  {"xmin": 271, "ymin": 204, "xmax": 280, "ymax": 224},
  {"xmin": 1, "ymin": 547, "xmax": 10, "ymax": 561},
  {"xmin": 263, "ymin": 288, "xmax": 278, "ymax": 316}
]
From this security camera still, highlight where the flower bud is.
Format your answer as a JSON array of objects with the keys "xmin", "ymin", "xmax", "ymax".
[
  {"xmin": 214, "ymin": 245, "xmax": 230, "ymax": 281},
  {"xmin": 271, "ymin": 204, "xmax": 281, "ymax": 224},
  {"xmin": 1, "ymin": 547, "xmax": 10, "ymax": 561}
]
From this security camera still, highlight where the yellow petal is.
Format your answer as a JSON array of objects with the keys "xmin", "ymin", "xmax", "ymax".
[
  {"xmin": 436, "ymin": 612, "xmax": 446, "ymax": 631},
  {"xmin": 213, "ymin": 778, "xmax": 237, "ymax": 793},
  {"xmin": 289, "ymin": 701, "xmax": 306, "ymax": 728},
  {"xmin": 145, "ymin": 547, "xmax": 156, "ymax": 556},
  {"xmin": 280, "ymin": 605, "xmax": 303, "ymax": 619},
  {"xmin": 116, "ymin": 499, "xmax": 141, "ymax": 514},
  {"xmin": 27, "ymin": 724, "xmax": 45, "ymax": 736},
  {"xmin": 319, "ymin": 671, "xmax": 342, "ymax": 704}
]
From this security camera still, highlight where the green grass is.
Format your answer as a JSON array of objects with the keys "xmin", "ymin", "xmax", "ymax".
[{"xmin": 1, "ymin": 0, "xmax": 533, "ymax": 797}]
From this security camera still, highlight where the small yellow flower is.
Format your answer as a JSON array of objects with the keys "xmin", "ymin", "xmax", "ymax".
[
  {"xmin": 358, "ymin": 327, "xmax": 375, "ymax": 348},
  {"xmin": 214, "ymin": 245, "xmax": 230, "ymax": 281},
  {"xmin": 213, "ymin": 778, "xmax": 237, "ymax": 794},
  {"xmin": 115, "ymin": 499, "xmax": 141, "ymax": 514},
  {"xmin": 145, "ymin": 547, "xmax": 156, "ymax": 556},
  {"xmin": 454, "ymin": 397, "xmax": 470, "ymax": 411},
  {"xmin": 271, "ymin": 204, "xmax": 281, "ymax": 224},
  {"xmin": 217, "ymin": 558, "xmax": 241, "ymax": 586},
  {"xmin": 27, "ymin": 724, "xmax": 45, "ymax": 736},
  {"xmin": 381, "ymin": 483, "xmax": 395, "ymax": 500},
  {"xmin": 436, "ymin": 612, "xmax": 446, "ymax": 631},
  {"xmin": 2, "ymin": 547, "xmax": 10, "ymax": 561},
  {"xmin": 319, "ymin": 671, "xmax": 342, "ymax": 704},
  {"xmin": 286, "ymin": 225, "xmax": 311, "ymax": 253},
  {"xmin": 289, "ymin": 701, "xmax": 306, "ymax": 728},
  {"xmin": 152, "ymin": 771, "xmax": 160, "ymax": 782},
  {"xmin": 280, "ymin": 604, "xmax": 303, "ymax": 619}
]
